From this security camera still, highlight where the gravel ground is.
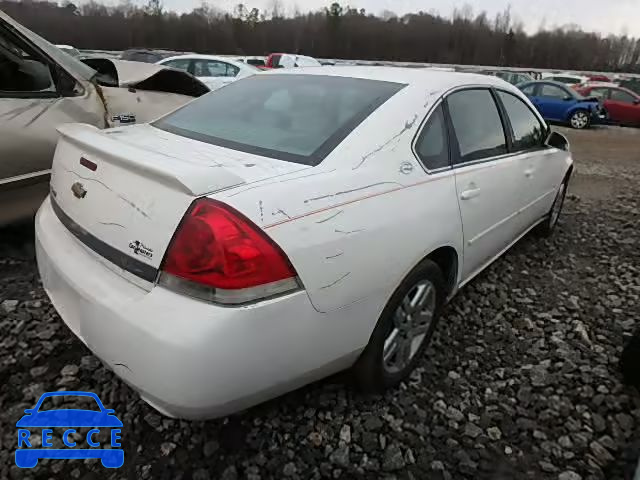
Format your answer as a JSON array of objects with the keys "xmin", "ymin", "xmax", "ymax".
[{"xmin": 1, "ymin": 126, "xmax": 639, "ymax": 480}]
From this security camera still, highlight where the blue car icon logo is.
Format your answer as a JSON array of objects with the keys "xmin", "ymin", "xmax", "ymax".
[{"xmin": 16, "ymin": 391, "xmax": 124, "ymax": 468}]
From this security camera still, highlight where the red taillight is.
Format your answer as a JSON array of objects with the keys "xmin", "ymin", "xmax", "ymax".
[{"xmin": 161, "ymin": 199, "xmax": 297, "ymax": 296}]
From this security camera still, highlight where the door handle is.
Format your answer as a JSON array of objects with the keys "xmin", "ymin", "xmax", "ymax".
[
  {"xmin": 460, "ymin": 188, "xmax": 481, "ymax": 200},
  {"xmin": 524, "ymin": 168, "xmax": 534, "ymax": 178}
]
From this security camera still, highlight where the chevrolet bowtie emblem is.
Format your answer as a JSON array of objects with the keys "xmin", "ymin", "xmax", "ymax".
[{"xmin": 71, "ymin": 182, "xmax": 87, "ymax": 199}]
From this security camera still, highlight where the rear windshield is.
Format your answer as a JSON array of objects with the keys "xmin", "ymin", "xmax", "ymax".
[{"xmin": 154, "ymin": 74, "xmax": 405, "ymax": 165}]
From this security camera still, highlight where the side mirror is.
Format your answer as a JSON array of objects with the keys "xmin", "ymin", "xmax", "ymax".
[
  {"xmin": 104, "ymin": 409, "xmax": 115, "ymax": 414},
  {"xmin": 24, "ymin": 409, "xmax": 35, "ymax": 414},
  {"xmin": 545, "ymin": 131, "xmax": 570, "ymax": 151},
  {"xmin": 634, "ymin": 99, "xmax": 640, "ymax": 105}
]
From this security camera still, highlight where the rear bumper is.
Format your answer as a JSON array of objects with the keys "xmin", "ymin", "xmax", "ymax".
[{"xmin": 35, "ymin": 197, "xmax": 362, "ymax": 419}]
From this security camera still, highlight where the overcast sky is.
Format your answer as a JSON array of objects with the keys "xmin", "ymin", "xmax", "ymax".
[{"xmin": 93, "ymin": 0, "xmax": 640, "ymax": 36}]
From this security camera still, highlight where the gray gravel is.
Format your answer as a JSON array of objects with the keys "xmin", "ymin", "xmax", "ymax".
[{"xmin": 1, "ymin": 130, "xmax": 639, "ymax": 479}]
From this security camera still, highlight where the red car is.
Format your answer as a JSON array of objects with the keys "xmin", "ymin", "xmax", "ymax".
[
  {"xmin": 265, "ymin": 53, "xmax": 285, "ymax": 69},
  {"xmin": 588, "ymin": 75, "xmax": 611, "ymax": 82},
  {"xmin": 577, "ymin": 85, "xmax": 640, "ymax": 127}
]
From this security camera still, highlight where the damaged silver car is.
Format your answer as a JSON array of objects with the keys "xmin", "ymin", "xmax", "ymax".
[{"xmin": 0, "ymin": 11, "xmax": 209, "ymax": 226}]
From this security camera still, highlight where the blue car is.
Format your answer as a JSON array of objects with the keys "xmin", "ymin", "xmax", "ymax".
[
  {"xmin": 518, "ymin": 80, "xmax": 605, "ymax": 129},
  {"xmin": 16, "ymin": 391, "xmax": 124, "ymax": 468}
]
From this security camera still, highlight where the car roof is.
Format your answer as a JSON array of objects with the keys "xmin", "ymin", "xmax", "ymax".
[{"xmin": 262, "ymin": 66, "xmax": 513, "ymax": 92}]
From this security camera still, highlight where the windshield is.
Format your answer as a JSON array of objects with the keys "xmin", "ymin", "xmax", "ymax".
[
  {"xmin": 154, "ymin": 74, "xmax": 405, "ymax": 165},
  {"xmin": 1, "ymin": 11, "xmax": 96, "ymax": 81}
]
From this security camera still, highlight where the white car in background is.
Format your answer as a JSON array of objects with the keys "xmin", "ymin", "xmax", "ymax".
[
  {"xmin": 156, "ymin": 54, "xmax": 259, "ymax": 90},
  {"xmin": 36, "ymin": 68, "xmax": 572, "ymax": 419},
  {"xmin": 265, "ymin": 53, "xmax": 322, "ymax": 69},
  {"xmin": 234, "ymin": 56, "xmax": 267, "ymax": 68},
  {"xmin": 541, "ymin": 72, "xmax": 589, "ymax": 88},
  {"xmin": 55, "ymin": 44, "xmax": 81, "ymax": 57}
]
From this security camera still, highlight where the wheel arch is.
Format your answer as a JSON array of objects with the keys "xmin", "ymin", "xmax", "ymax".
[{"xmin": 417, "ymin": 245, "xmax": 460, "ymax": 298}]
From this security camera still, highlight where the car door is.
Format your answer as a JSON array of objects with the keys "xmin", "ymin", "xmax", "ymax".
[
  {"xmin": 446, "ymin": 88, "xmax": 525, "ymax": 280},
  {"xmin": 495, "ymin": 90, "xmax": 559, "ymax": 228},
  {"xmin": 607, "ymin": 88, "xmax": 640, "ymax": 126},
  {"xmin": 537, "ymin": 83, "xmax": 573, "ymax": 121}
]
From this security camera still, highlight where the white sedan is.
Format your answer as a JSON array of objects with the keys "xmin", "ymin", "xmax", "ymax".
[
  {"xmin": 156, "ymin": 54, "xmax": 259, "ymax": 90},
  {"xmin": 35, "ymin": 68, "xmax": 573, "ymax": 419}
]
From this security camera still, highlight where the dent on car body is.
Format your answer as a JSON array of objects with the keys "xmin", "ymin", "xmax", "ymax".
[{"xmin": 0, "ymin": 10, "xmax": 210, "ymax": 226}]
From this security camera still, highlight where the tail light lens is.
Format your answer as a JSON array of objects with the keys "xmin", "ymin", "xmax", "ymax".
[{"xmin": 159, "ymin": 198, "xmax": 299, "ymax": 305}]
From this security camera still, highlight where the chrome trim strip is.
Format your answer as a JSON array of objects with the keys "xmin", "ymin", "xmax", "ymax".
[{"xmin": 50, "ymin": 197, "xmax": 158, "ymax": 283}]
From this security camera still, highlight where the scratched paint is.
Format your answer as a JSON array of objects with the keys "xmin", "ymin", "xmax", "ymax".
[
  {"xmin": 320, "ymin": 272, "xmax": 351, "ymax": 290},
  {"xmin": 304, "ymin": 182, "xmax": 404, "ymax": 204},
  {"xmin": 352, "ymin": 114, "xmax": 419, "ymax": 169}
]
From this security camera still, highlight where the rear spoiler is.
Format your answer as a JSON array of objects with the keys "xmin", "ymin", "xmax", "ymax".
[{"xmin": 56, "ymin": 124, "xmax": 245, "ymax": 196}]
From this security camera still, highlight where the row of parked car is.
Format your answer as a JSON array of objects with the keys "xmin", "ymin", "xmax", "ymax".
[
  {"xmin": 474, "ymin": 69, "xmax": 640, "ymax": 129},
  {"xmin": 57, "ymin": 44, "xmax": 640, "ymax": 130}
]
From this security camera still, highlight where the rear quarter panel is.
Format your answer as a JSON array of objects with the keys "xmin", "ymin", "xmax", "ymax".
[{"xmin": 217, "ymin": 85, "xmax": 463, "ymax": 327}]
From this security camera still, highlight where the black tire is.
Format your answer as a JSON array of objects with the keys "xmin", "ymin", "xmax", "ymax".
[
  {"xmin": 536, "ymin": 175, "xmax": 569, "ymax": 237},
  {"xmin": 569, "ymin": 109, "xmax": 591, "ymax": 129},
  {"xmin": 352, "ymin": 259, "xmax": 445, "ymax": 392},
  {"xmin": 620, "ymin": 330, "xmax": 640, "ymax": 388}
]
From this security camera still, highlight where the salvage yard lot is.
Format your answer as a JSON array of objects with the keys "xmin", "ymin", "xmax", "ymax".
[{"xmin": 0, "ymin": 126, "xmax": 639, "ymax": 480}]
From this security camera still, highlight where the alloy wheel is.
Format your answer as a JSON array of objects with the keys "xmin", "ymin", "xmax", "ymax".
[
  {"xmin": 383, "ymin": 280, "xmax": 436, "ymax": 374},
  {"xmin": 570, "ymin": 111, "xmax": 589, "ymax": 129}
]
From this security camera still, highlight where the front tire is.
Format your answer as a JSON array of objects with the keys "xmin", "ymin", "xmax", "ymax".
[
  {"xmin": 352, "ymin": 259, "xmax": 445, "ymax": 392},
  {"xmin": 569, "ymin": 109, "xmax": 590, "ymax": 129}
]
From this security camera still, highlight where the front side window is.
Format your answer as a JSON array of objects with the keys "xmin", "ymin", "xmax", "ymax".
[
  {"xmin": 610, "ymin": 89, "xmax": 636, "ymax": 104},
  {"xmin": 497, "ymin": 91, "xmax": 546, "ymax": 151},
  {"xmin": 0, "ymin": 31, "xmax": 56, "ymax": 94},
  {"xmin": 540, "ymin": 84, "xmax": 567, "ymax": 99},
  {"xmin": 165, "ymin": 59, "xmax": 191, "ymax": 72},
  {"xmin": 446, "ymin": 89, "xmax": 507, "ymax": 163},
  {"xmin": 154, "ymin": 74, "xmax": 405, "ymax": 165},
  {"xmin": 414, "ymin": 104, "xmax": 449, "ymax": 170}
]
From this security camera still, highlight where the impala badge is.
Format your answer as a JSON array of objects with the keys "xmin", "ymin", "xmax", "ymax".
[{"xmin": 71, "ymin": 182, "xmax": 87, "ymax": 199}]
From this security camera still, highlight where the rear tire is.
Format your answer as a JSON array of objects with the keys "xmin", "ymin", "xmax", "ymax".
[
  {"xmin": 621, "ymin": 330, "xmax": 640, "ymax": 388},
  {"xmin": 352, "ymin": 259, "xmax": 445, "ymax": 392},
  {"xmin": 569, "ymin": 109, "xmax": 590, "ymax": 129},
  {"xmin": 537, "ymin": 176, "xmax": 569, "ymax": 237}
]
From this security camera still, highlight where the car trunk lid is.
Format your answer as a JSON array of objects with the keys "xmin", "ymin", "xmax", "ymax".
[{"xmin": 50, "ymin": 123, "xmax": 308, "ymax": 289}]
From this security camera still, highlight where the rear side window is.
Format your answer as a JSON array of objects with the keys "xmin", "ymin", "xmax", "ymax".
[
  {"xmin": 520, "ymin": 84, "xmax": 536, "ymax": 95},
  {"xmin": 414, "ymin": 105, "xmax": 449, "ymax": 170},
  {"xmin": 551, "ymin": 76, "xmax": 578, "ymax": 84},
  {"xmin": 588, "ymin": 88, "xmax": 608, "ymax": 99},
  {"xmin": 497, "ymin": 91, "xmax": 546, "ymax": 151},
  {"xmin": 446, "ymin": 89, "xmax": 507, "ymax": 163},
  {"xmin": 154, "ymin": 74, "xmax": 405, "ymax": 165},
  {"xmin": 540, "ymin": 84, "xmax": 567, "ymax": 99}
]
